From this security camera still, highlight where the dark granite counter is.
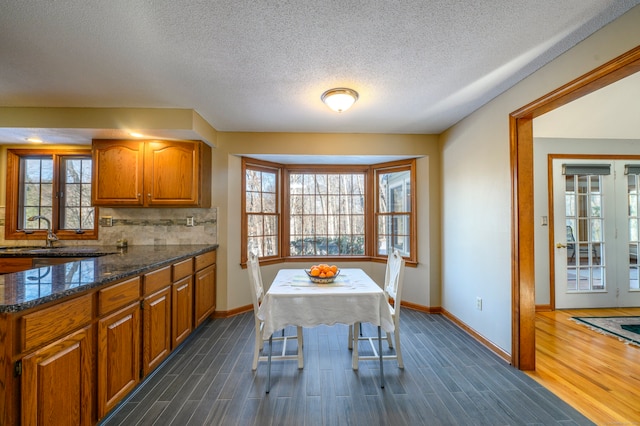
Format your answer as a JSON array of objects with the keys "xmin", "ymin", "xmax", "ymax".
[
  {"xmin": 0, "ymin": 245, "xmax": 121, "ymax": 257},
  {"xmin": 0, "ymin": 244, "xmax": 217, "ymax": 313}
]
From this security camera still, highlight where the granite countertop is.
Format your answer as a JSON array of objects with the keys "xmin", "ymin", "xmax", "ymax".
[
  {"xmin": 0, "ymin": 244, "xmax": 217, "ymax": 313},
  {"xmin": 0, "ymin": 245, "xmax": 122, "ymax": 257}
]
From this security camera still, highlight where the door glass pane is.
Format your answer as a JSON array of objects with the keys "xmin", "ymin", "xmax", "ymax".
[
  {"xmin": 565, "ymin": 174, "xmax": 606, "ymax": 292},
  {"xmin": 628, "ymin": 174, "xmax": 640, "ymax": 291}
]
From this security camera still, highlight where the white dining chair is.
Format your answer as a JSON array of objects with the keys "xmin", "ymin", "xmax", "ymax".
[
  {"xmin": 349, "ymin": 249, "xmax": 405, "ymax": 368},
  {"xmin": 247, "ymin": 251, "xmax": 303, "ymax": 371}
]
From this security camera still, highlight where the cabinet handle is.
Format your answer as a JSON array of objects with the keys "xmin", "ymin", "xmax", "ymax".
[
  {"xmin": 137, "ymin": 193, "xmax": 141, "ymax": 198},
  {"xmin": 147, "ymin": 193, "xmax": 151, "ymax": 198}
]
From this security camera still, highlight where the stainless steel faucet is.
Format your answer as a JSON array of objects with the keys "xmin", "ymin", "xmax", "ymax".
[{"xmin": 27, "ymin": 215, "xmax": 58, "ymax": 248}]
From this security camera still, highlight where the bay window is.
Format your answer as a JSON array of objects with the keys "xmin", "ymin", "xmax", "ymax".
[{"xmin": 242, "ymin": 157, "xmax": 416, "ymax": 265}]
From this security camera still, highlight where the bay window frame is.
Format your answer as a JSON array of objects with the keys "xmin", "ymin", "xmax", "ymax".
[
  {"xmin": 241, "ymin": 158, "xmax": 283, "ymax": 265},
  {"xmin": 241, "ymin": 157, "xmax": 417, "ymax": 266}
]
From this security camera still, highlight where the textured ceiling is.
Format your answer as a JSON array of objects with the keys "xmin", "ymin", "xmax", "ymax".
[{"xmin": 1, "ymin": 0, "xmax": 639, "ymax": 141}]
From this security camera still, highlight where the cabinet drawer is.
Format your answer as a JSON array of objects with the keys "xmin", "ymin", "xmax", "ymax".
[
  {"xmin": 0, "ymin": 258, "xmax": 34, "ymax": 274},
  {"xmin": 172, "ymin": 258, "xmax": 193, "ymax": 281},
  {"xmin": 143, "ymin": 266, "xmax": 172, "ymax": 295},
  {"xmin": 195, "ymin": 251, "xmax": 215, "ymax": 271},
  {"xmin": 99, "ymin": 277, "xmax": 141, "ymax": 316},
  {"xmin": 22, "ymin": 294, "xmax": 93, "ymax": 352}
]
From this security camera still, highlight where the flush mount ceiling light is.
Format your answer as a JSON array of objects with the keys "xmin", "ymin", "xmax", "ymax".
[{"xmin": 321, "ymin": 88, "xmax": 359, "ymax": 113}]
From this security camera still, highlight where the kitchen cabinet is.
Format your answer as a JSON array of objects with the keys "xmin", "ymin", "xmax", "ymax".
[
  {"xmin": 172, "ymin": 258, "xmax": 193, "ymax": 348},
  {"xmin": 18, "ymin": 293, "xmax": 94, "ymax": 425},
  {"xmin": 0, "ymin": 258, "xmax": 34, "ymax": 274},
  {"xmin": 0, "ymin": 247, "xmax": 216, "ymax": 426},
  {"xmin": 22, "ymin": 325, "xmax": 93, "ymax": 426},
  {"xmin": 142, "ymin": 266, "xmax": 172, "ymax": 376},
  {"xmin": 92, "ymin": 139, "xmax": 211, "ymax": 207},
  {"xmin": 96, "ymin": 277, "xmax": 141, "ymax": 418},
  {"xmin": 92, "ymin": 140, "xmax": 144, "ymax": 205},
  {"xmin": 194, "ymin": 250, "xmax": 216, "ymax": 327}
]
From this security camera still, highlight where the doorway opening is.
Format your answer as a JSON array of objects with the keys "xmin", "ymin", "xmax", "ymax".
[{"xmin": 509, "ymin": 45, "xmax": 640, "ymax": 370}]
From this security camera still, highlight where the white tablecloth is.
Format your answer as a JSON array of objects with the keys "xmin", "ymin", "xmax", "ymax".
[{"xmin": 257, "ymin": 268, "xmax": 394, "ymax": 339}]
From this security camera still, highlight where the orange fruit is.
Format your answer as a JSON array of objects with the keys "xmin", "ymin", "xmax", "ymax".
[
  {"xmin": 319, "ymin": 272, "xmax": 326, "ymax": 278},
  {"xmin": 326, "ymin": 270, "xmax": 334, "ymax": 277},
  {"xmin": 330, "ymin": 265, "xmax": 338, "ymax": 273},
  {"xmin": 310, "ymin": 267, "xmax": 320, "ymax": 276}
]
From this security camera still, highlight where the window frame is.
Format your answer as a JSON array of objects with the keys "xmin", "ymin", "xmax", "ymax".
[
  {"xmin": 241, "ymin": 158, "xmax": 283, "ymax": 265},
  {"xmin": 373, "ymin": 159, "xmax": 417, "ymax": 260},
  {"xmin": 284, "ymin": 164, "xmax": 372, "ymax": 260},
  {"xmin": 5, "ymin": 149, "xmax": 98, "ymax": 241},
  {"xmin": 241, "ymin": 157, "xmax": 417, "ymax": 266}
]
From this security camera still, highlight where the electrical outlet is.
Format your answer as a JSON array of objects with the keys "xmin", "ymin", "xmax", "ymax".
[
  {"xmin": 186, "ymin": 216, "xmax": 194, "ymax": 227},
  {"xmin": 476, "ymin": 297, "xmax": 482, "ymax": 311},
  {"xmin": 102, "ymin": 216, "xmax": 113, "ymax": 227}
]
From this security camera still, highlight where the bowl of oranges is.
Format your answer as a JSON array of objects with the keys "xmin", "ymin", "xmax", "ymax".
[{"xmin": 305, "ymin": 264, "xmax": 340, "ymax": 284}]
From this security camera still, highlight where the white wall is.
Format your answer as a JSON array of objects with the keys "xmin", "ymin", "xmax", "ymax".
[{"xmin": 440, "ymin": 5, "xmax": 640, "ymax": 354}]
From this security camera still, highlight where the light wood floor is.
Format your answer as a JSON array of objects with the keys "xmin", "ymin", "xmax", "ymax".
[{"xmin": 527, "ymin": 307, "xmax": 640, "ymax": 425}]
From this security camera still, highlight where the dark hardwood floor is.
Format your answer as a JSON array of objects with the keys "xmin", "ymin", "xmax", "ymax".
[{"xmin": 101, "ymin": 309, "xmax": 592, "ymax": 425}]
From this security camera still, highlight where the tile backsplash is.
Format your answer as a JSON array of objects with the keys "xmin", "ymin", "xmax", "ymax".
[{"xmin": 0, "ymin": 206, "xmax": 217, "ymax": 247}]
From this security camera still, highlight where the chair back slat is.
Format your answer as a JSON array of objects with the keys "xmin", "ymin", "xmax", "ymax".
[
  {"xmin": 384, "ymin": 250, "xmax": 405, "ymax": 305},
  {"xmin": 247, "ymin": 252, "xmax": 264, "ymax": 315}
]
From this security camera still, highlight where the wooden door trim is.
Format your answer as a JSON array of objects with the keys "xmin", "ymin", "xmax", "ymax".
[{"xmin": 510, "ymin": 45, "xmax": 640, "ymax": 370}]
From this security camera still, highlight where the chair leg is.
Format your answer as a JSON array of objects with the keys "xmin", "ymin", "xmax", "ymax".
[
  {"xmin": 252, "ymin": 323, "xmax": 261, "ymax": 371},
  {"xmin": 378, "ymin": 326, "xmax": 384, "ymax": 388},
  {"xmin": 256, "ymin": 319, "xmax": 264, "ymax": 351},
  {"xmin": 348, "ymin": 324, "xmax": 353, "ymax": 349},
  {"xmin": 266, "ymin": 335, "xmax": 273, "ymax": 393},
  {"xmin": 296, "ymin": 326, "xmax": 304, "ymax": 369},
  {"xmin": 394, "ymin": 326, "xmax": 404, "ymax": 369},
  {"xmin": 386, "ymin": 330, "xmax": 393, "ymax": 348}
]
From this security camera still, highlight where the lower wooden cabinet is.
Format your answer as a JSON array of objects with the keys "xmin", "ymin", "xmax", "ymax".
[
  {"xmin": 21, "ymin": 325, "xmax": 93, "ymax": 426},
  {"xmin": 194, "ymin": 264, "xmax": 216, "ymax": 327},
  {"xmin": 143, "ymin": 286, "xmax": 172, "ymax": 376},
  {"xmin": 172, "ymin": 276, "xmax": 193, "ymax": 348},
  {"xmin": 0, "ymin": 257, "xmax": 34, "ymax": 274},
  {"xmin": 97, "ymin": 302, "xmax": 141, "ymax": 418},
  {"xmin": 5, "ymin": 249, "xmax": 216, "ymax": 426}
]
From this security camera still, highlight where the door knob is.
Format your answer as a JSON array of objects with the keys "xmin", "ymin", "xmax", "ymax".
[{"xmin": 556, "ymin": 243, "xmax": 567, "ymax": 249}]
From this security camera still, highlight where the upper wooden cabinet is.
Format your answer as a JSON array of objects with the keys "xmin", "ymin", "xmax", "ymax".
[{"xmin": 92, "ymin": 139, "xmax": 212, "ymax": 207}]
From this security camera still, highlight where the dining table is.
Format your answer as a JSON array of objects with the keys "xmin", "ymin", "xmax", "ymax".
[{"xmin": 257, "ymin": 267, "xmax": 395, "ymax": 392}]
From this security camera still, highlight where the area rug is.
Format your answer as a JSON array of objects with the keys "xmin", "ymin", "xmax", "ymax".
[{"xmin": 571, "ymin": 316, "xmax": 640, "ymax": 347}]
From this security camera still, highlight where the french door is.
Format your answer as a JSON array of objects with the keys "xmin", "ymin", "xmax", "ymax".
[{"xmin": 553, "ymin": 159, "xmax": 640, "ymax": 308}]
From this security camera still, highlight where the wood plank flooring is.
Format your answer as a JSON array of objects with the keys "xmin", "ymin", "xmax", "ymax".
[
  {"xmin": 101, "ymin": 309, "xmax": 591, "ymax": 425},
  {"xmin": 527, "ymin": 307, "xmax": 640, "ymax": 425}
]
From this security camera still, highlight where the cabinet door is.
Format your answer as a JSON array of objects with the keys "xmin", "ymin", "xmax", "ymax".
[
  {"xmin": 97, "ymin": 302, "xmax": 141, "ymax": 418},
  {"xmin": 143, "ymin": 286, "xmax": 171, "ymax": 376},
  {"xmin": 22, "ymin": 325, "xmax": 93, "ymax": 426},
  {"xmin": 92, "ymin": 140, "xmax": 144, "ymax": 206},
  {"xmin": 145, "ymin": 141, "xmax": 199, "ymax": 206},
  {"xmin": 172, "ymin": 276, "xmax": 193, "ymax": 347},
  {"xmin": 194, "ymin": 264, "xmax": 216, "ymax": 327},
  {"xmin": 0, "ymin": 257, "xmax": 34, "ymax": 274}
]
